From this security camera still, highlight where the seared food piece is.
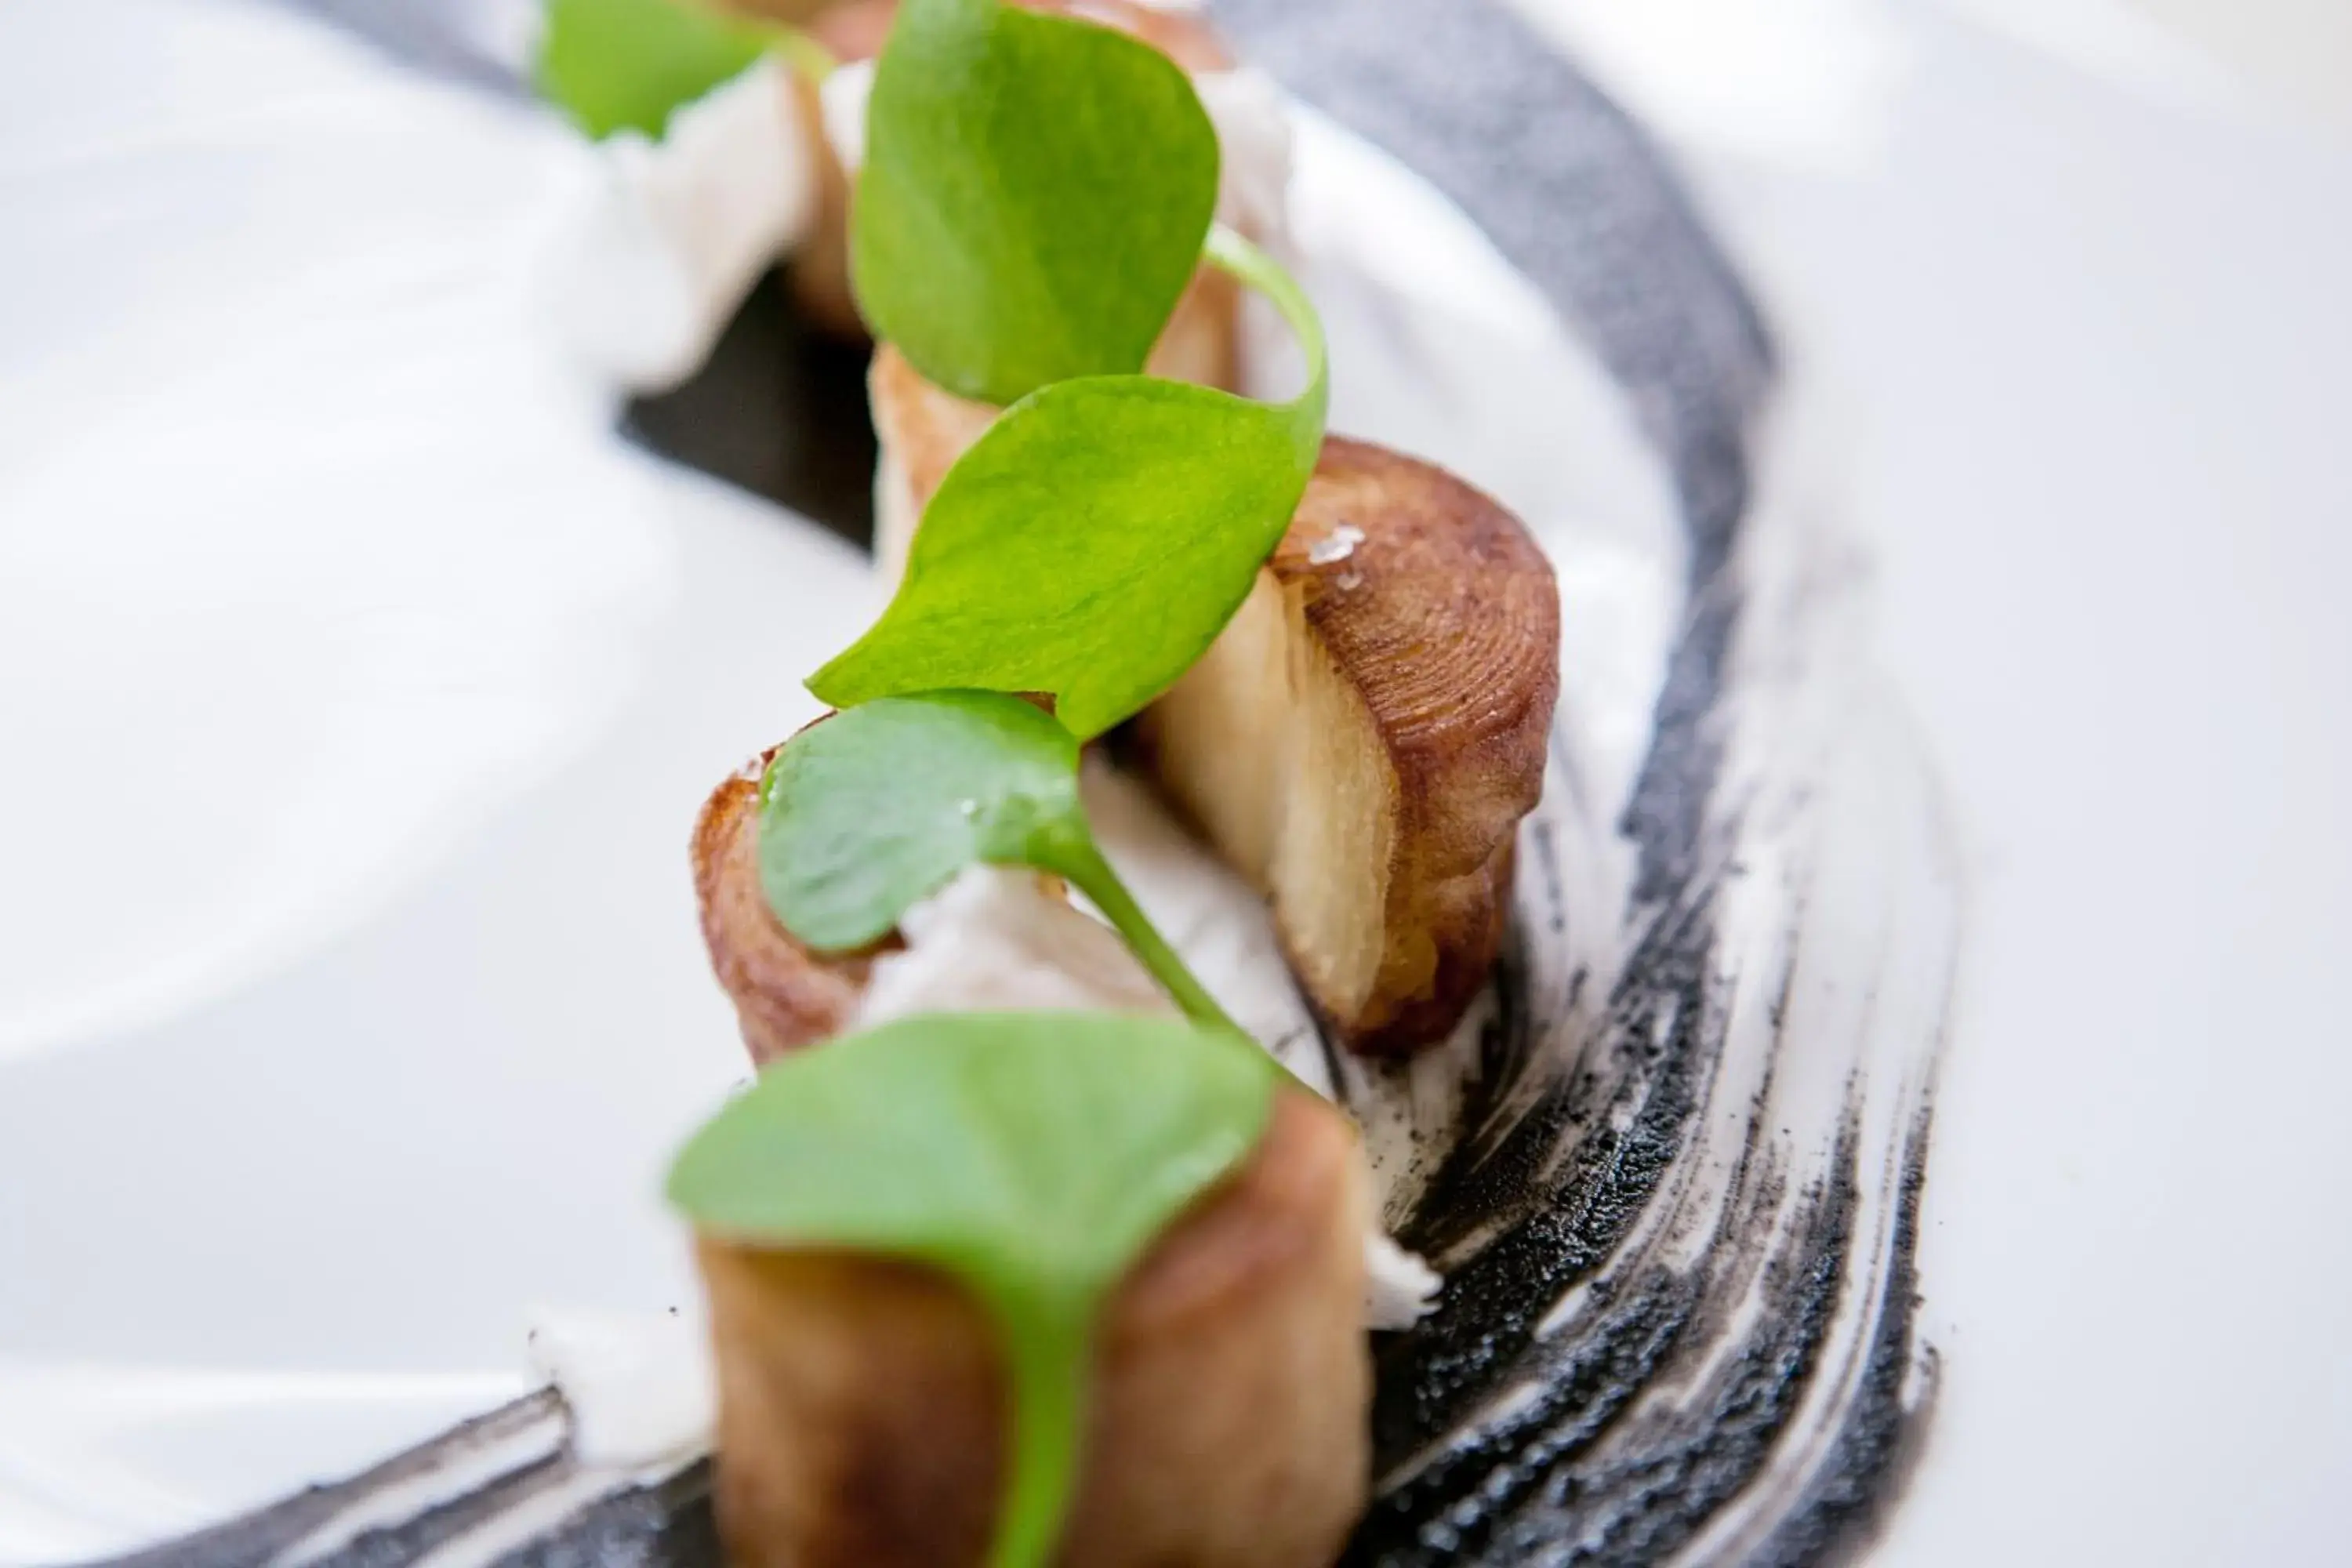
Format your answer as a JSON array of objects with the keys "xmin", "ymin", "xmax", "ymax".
[
  {"xmin": 873, "ymin": 429, "xmax": 1561, "ymax": 1057},
  {"xmin": 698, "ymin": 1087, "xmax": 1369, "ymax": 1568},
  {"xmin": 692, "ymin": 747, "xmax": 876, "ymax": 1062},
  {"xmin": 866, "ymin": 345, "xmax": 996, "ymax": 578},
  {"xmin": 1137, "ymin": 438, "xmax": 1559, "ymax": 1055}
]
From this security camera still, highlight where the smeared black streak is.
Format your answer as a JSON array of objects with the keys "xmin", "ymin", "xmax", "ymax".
[
  {"xmin": 492, "ymin": 1463, "xmax": 724, "ymax": 1568},
  {"xmin": 1748, "ymin": 1113, "xmax": 1939, "ymax": 1568}
]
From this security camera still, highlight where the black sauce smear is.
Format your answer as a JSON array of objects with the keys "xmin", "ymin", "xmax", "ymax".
[
  {"xmin": 1356, "ymin": 1116, "xmax": 1874, "ymax": 1566},
  {"xmin": 1749, "ymin": 1115, "xmax": 1939, "ymax": 1568},
  {"xmin": 1370, "ymin": 877, "xmax": 1722, "ymax": 1457},
  {"xmin": 488, "ymin": 1462, "xmax": 724, "ymax": 1568}
]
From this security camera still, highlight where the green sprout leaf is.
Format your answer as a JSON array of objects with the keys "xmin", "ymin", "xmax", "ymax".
[
  {"xmin": 760, "ymin": 691, "xmax": 1239, "ymax": 1029},
  {"xmin": 809, "ymin": 229, "xmax": 1328, "ymax": 742},
  {"xmin": 851, "ymin": 0, "xmax": 1221, "ymax": 405},
  {"xmin": 758, "ymin": 691, "xmax": 1080, "ymax": 950},
  {"xmin": 668, "ymin": 1009, "xmax": 1279, "ymax": 1568},
  {"xmin": 535, "ymin": 0, "xmax": 780, "ymax": 140}
]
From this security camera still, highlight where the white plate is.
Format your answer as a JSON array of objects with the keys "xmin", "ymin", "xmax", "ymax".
[{"xmin": 10, "ymin": 1, "xmax": 2345, "ymax": 1564}]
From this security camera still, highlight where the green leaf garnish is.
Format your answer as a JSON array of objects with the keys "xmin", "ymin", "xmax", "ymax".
[
  {"xmin": 758, "ymin": 691, "xmax": 1080, "ymax": 950},
  {"xmin": 668, "ymin": 1009, "xmax": 1279, "ymax": 1568},
  {"xmin": 808, "ymin": 228, "xmax": 1328, "ymax": 741},
  {"xmin": 760, "ymin": 691, "xmax": 1240, "ymax": 1030},
  {"xmin": 535, "ymin": 0, "xmax": 782, "ymax": 139},
  {"xmin": 851, "ymin": 0, "xmax": 1221, "ymax": 405}
]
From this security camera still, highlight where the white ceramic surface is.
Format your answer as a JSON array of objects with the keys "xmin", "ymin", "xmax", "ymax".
[{"xmin": 1686, "ymin": 13, "xmax": 2352, "ymax": 1565}]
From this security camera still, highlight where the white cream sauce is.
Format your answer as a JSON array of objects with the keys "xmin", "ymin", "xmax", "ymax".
[
  {"xmin": 537, "ymin": 57, "xmax": 820, "ymax": 392},
  {"xmin": 855, "ymin": 866, "xmax": 1173, "ymax": 1023},
  {"xmin": 522, "ymin": 1307, "xmax": 713, "ymax": 1474}
]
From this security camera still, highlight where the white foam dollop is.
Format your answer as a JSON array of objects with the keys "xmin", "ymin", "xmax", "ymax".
[
  {"xmin": 818, "ymin": 59, "xmax": 874, "ymax": 172},
  {"xmin": 1192, "ymin": 67, "xmax": 1295, "ymax": 242},
  {"xmin": 537, "ymin": 57, "xmax": 820, "ymax": 392},
  {"xmin": 857, "ymin": 866, "xmax": 1174, "ymax": 1024},
  {"xmin": 1364, "ymin": 1232, "xmax": 1444, "ymax": 1330},
  {"xmin": 524, "ymin": 1308, "xmax": 713, "ymax": 1473}
]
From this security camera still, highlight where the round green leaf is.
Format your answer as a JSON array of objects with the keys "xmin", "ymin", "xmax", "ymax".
[
  {"xmin": 808, "ymin": 378, "xmax": 1308, "ymax": 740},
  {"xmin": 535, "ymin": 0, "xmax": 777, "ymax": 140},
  {"xmin": 807, "ymin": 228, "xmax": 1328, "ymax": 742},
  {"xmin": 759, "ymin": 691, "xmax": 1243, "ymax": 1031},
  {"xmin": 669, "ymin": 1009, "xmax": 1276, "ymax": 1295},
  {"xmin": 759, "ymin": 691, "xmax": 1083, "ymax": 951},
  {"xmin": 668, "ymin": 1009, "xmax": 1279, "ymax": 1568},
  {"xmin": 851, "ymin": 0, "xmax": 1221, "ymax": 405}
]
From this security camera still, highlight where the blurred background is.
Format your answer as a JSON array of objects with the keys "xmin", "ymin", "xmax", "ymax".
[{"xmin": 1523, "ymin": 0, "xmax": 2351, "ymax": 159}]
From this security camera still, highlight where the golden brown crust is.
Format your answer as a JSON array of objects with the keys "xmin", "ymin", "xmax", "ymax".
[
  {"xmin": 1293, "ymin": 438, "xmax": 1558, "ymax": 1051},
  {"xmin": 1135, "ymin": 437, "xmax": 1560, "ymax": 1056},
  {"xmin": 691, "ymin": 741, "xmax": 893, "ymax": 1064},
  {"xmin": 699, "ymin": 1088, "xmax": 1368, "ymax": 1568}
]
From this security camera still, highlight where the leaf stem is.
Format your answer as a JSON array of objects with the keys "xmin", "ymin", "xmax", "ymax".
[
  {"xmin": 1202, "ymin": 224, "xmax": 1329, "ymax": 458},
  {"xmin": 1052, "ymin": 840, "xmax": 1243, "ymax": 1036},
  {"xmin": 770, "ymin": 24, "xmax": 839, "ymax": 85},
  {"xmin": 983, "ymin": 1290, "xmax": 1092, "ymax": 1568}
]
